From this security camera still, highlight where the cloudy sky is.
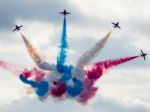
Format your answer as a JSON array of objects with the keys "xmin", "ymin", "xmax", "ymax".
[{"xmin": 0, "ymin": 0, "xmax": 150, "ymax": 112}]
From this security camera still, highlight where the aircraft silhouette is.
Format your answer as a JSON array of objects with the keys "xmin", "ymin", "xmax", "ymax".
[
  {"xmin": 13, "ymin": 25, "xmax": 23, "ymax": 32},
  {"xmin": 140, "ymin": 50, "xmax": 148, "ymax": 60},
  {"xmin": 111, "ymin": 22, "xmax": 121, "ymax": 29},
  {"xmin": 59, "ymin": 9, "xmax": 71, "ymax": 16}
]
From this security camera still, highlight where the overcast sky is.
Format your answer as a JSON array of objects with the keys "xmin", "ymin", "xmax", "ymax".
[{"xmin": 0, "ymin": 0, "xmax": 150, "ymax": 112}]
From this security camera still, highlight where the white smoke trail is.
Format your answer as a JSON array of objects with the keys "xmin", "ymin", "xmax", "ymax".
[
  {"xmin": 21, "ymin": 33, "xmax": 54, "ymax": 71},
  {"xmin": 76, "ymin": 31, "xmax": 112, "ymax": 68}
]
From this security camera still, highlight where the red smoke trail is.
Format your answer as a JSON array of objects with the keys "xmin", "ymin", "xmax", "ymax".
[
  {"xmin": 87, "ymin": 56, "xmax": 139, "ymax": 80},
  {"xmin": 78, "ymin": 55, "xmax": 139, "ymax": 104},
  {"xmin": 78, "ymin": 78, "xmax": 98, "ymax": 104},
  {"xmin": 22, "ymin": 68, "xmax": 46, "ymax": 82},
  {"xmin": 0, "ymin": 60, "xmax": 24, "ymax": 76},
  {"xmin": 0, "ymin": 60, "xmax": 46, "ymax": 81},
  {"xmin": 31, "ymin": 68, "xmax": 46, "ymax": 82},
  {"xmin": 50, "ymin": 81, "xmax": 67, "ymax": 97}
]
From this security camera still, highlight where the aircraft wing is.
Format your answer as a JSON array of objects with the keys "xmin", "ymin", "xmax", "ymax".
[
  {"xmin": 141, "ymin": 50, "xmax": 144, "ymax": 54},
  {"xmin": 59, "ymin": 12, "xmax": 64, "ymax": 14},
  {"xmin": 144, "ymin": 56, "xmax": 146, "ymax": 60},
  {"xmin": 111, "ymin": 22, "xmax": 115, "ymax": 25},
  {"xmin": 118, "ymin": 26, "xmax": 121, "ymax": 29},
  {"xmin": 13, "ymin": 29, "xmax": 16, "ymax": 32},
  {"xmin": 66, "ymin": 12, "xmax": 71, "ymax": 14}
]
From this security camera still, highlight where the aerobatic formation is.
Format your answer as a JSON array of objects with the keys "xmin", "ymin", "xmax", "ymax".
[{"xmin": 0, "ymin": 10, "xmax": 147, "ymax": 104}]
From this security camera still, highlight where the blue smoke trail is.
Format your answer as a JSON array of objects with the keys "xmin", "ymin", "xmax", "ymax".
[
  {"xmin": 19, "ymin": 74, "xmax": 49, "ymax": 96},
  {"xmin": 67, "ymin": 78, "xmax": 83, "ymax": 97},
  {"xmin": 56, "ymin": 16, "xmax": 69, "ymax": 73}
]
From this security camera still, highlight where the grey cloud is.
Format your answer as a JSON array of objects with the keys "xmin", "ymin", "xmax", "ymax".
[
  {"xmin": 0, "ymin": 0, "xmax": 83, "ymax": 30},
  {"xmin": 126, "ymin": 20, "xmax": 150, "ymax": 36},
  {"xmin": 92, "ymin": 96, "xmax": 149, "ymax": 112},
  {"xmin": 0, "ymin": 0, "xmax": 110, "ymax": 31},
  {"xmin": 69, "ymin": 32, "xmax": 150, "ymax": 68},
  {"xmin": 0, "ymin": 0, "xmax": 149, "ymax": 68},
  {"xmin": 0, "ymin": 96, "xmax": 149, "ymax": 112}
]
